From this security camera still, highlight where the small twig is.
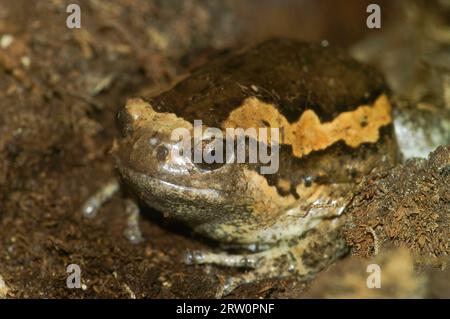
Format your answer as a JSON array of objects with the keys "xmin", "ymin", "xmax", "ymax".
[{"xmin": 367, "ymin": 227, "xmax": 380, "ymax": 256}]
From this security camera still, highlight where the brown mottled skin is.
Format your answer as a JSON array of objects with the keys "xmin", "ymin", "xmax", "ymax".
[
  {"xmin": 113, "ymin": 39, "xmax": 400, "ymax": 296},
  {"xmin": 147, "ymin": 38, "xmax": 388, "ymax": 124}
]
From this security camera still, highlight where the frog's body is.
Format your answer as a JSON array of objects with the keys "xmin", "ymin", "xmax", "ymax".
[{"xmin": 91, "ymin": 39, "xmax": 400, "ymax": 296}]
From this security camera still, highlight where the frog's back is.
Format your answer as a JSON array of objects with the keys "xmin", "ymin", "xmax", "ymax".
[{"xmin": 150, "ymin": 38, "xmax": 388, "ymax": 127}]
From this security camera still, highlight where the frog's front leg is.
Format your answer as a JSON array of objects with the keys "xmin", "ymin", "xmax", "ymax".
[{"xmin": 184, "ymin": 250, "xmax": 265, "ymax": 268}]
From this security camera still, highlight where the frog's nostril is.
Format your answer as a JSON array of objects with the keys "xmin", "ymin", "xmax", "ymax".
[{"xmin": 155, "ymin": 145, "xmax": 169, "ymax": 161}]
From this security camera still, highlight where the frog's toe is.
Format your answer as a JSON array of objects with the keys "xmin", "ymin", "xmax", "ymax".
[
  {"xmin": 82, "ymin": 179, "xmax": 120, "ymax": 218},
  {"xmin": 215, "ymin": 262, "xmax": 295, "ymax": 298},
  {"xmin": 215, "ymin": 273, "xmax": 257, "ymax": 298},
  {"xmin": 123, "ymin": 199, "xmax": 143, "ymax": 244}
]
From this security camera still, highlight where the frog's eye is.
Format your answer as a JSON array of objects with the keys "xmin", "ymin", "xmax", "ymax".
[{"xmin": 155, "ymin": 145, "xmax": 169, "ymax": 162}]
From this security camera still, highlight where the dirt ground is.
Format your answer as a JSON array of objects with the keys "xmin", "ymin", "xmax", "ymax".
[{"xmin": 0, "ymin": 0, "xmax": 447, "ymax": 299}]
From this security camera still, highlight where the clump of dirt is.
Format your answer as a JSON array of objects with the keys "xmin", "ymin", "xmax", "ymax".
[{"xmin": 343, "ymin": 146, "xmax": 450, "ymax": 264}]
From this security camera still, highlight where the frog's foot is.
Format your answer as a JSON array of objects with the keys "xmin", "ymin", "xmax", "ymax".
[
  {"xmin": 186, "ymin": 246, "xmax": 300, "ymax": 298},
  {"xmin": 186, "ymin": 228, "xmax": 348, "ymax": 298},
  {"xmin": 81, "ymin": 179, "xmax": 143, "ymax": 244},
  {"xmin": 206, "ymin": 245, "xmax": 303, "ymax": 298},
  {"xmin": 82, "ymin": 179, "xmax": 120, "ymax": 218}
]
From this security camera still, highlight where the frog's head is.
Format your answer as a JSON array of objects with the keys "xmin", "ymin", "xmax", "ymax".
[{"xmin": 113, "ymin": 98, "xmax": 271, "ymax": 233}]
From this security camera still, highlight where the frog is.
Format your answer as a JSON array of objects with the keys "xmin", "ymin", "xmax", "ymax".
[{"xmin": 82, "ymin": 38, "xmax": 400, "ymax": 296}]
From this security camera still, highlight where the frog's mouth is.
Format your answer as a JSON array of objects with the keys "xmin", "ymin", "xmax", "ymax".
[
  {"xmin": 118, "ymin": 164, "xmax": 227, "ymax": 205},
  {"xmin": 118, "ymin": 164, "xmax": 239, "ymax": 226},
  {"xmin": 147, "ymin": 176, "xmax": 223, "ymax": 199}
]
